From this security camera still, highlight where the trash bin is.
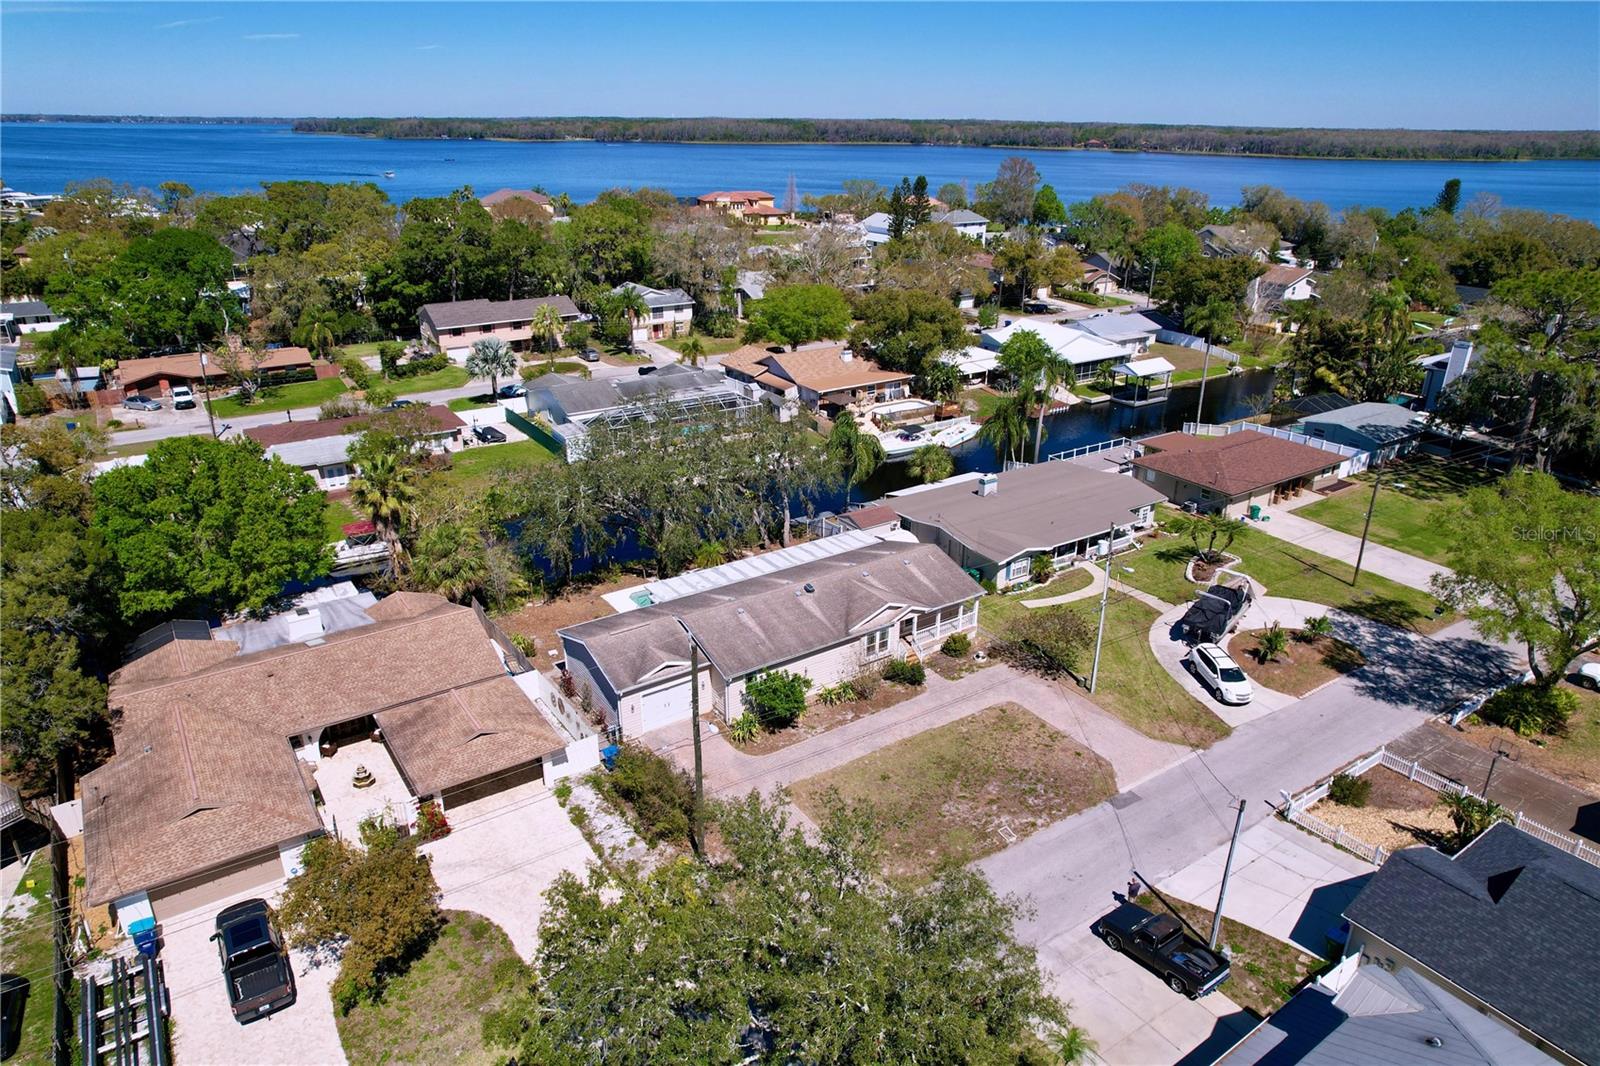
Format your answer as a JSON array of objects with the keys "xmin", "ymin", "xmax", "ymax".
[
  {"xmin": 129, "ymin": 916, "xmax": 159, "ymax": 957},
  {"xmin": 1248, "ymin": 504, "xmax": 1262, "ymax": 521},
  {"xmin": 600, "ymin": 744, "xmax": 620, "ymax": 771}
]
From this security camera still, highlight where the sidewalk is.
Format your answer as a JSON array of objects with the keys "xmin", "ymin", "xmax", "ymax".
[
  {"xmin": 1250, "ymin": 505, "xmax": 1448, "ymax": 593},
  {"xmin": 1386, "ymin": 723, "xmax": 1600, "ymax": 843}
]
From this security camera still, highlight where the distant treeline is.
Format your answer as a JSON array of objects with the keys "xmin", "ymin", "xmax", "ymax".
[{"xmin": 287, "ymin": 117, "xmax": 1600, "ymax": 161}]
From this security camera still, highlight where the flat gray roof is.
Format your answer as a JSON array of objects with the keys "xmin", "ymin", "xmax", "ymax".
[
  {"xmin": 1302, "ymin": 401, "xmax": 1425, "ymax": 443},
  {"xmin": 889, "ymin": 462, "xmax": 1164, "ymax": 565}
]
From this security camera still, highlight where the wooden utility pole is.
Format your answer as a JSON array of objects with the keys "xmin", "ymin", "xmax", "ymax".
[
  {"xmin": 1209, "ymin": 799, "xmax": 1247, "ymax": 952},
  {"xmin": 1352, "ymin": 463, "xmax": 1384, "ymax": 585}
]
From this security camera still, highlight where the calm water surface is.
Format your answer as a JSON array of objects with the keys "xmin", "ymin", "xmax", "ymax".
[{"xmin": 4, "ymin": 122, "xmax": 1598, "ymax": 221}]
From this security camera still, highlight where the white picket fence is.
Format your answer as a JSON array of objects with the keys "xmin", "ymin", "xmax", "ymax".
[{"xmin": 1282, "ymin": 745, "xmax": 1600, "ymax": 869}]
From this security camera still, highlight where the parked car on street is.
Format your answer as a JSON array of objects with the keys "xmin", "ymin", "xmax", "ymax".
[
  {"xmin": 1579, "ymin": 661, "xmax": 1600, "ymax": 690},
  {"xmin": 472, "ymin": 424, "xmax": 506, "ymax": 444},
  {"xmin": 637, "ymin": 365, "xmax": 657, "ymax": 376},
  {"xmin": 1022, "ymin": 299, "xmax": 1052, "ymax": 313},
  {"xmin": 1094, "ymin": 902, "xmax": 1230, "ymax": 999},
  {"xmin": 123, "ymin": 394, "xmax": 162, "ymax": 412},
  {"xmin": 170, "ymin": 385, "xmax": 196, "ymax": 410},
  {"xmin": 1186, "ymin": 642, "xmax": 1253, "ymax": 705},
  {"xmin": 579, "ymin": 347, "xmax": 601, "ymax": 363},
  {"xmin": 211, "ymin": 899, "xmax": 295, "ymax": 1022},
  {"xmin": 497, "ymin": 383, "xmax": 525, "ymax": 398},
  {"xmin": 381, "ymin": 399, "xmax": 418, "ymax": 411}
]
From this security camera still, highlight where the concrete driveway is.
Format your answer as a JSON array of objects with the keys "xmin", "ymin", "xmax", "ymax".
[
  {"xmin": 1158, "ymin": 818, "xmax": 1372, "ymax": 956},
  {"xmin": 420, "ymin": 778, "xmax": 595, "ymax": 960},
  {"xmin": 1041, "ymin": 928, "xmax": 1254, "ymax": 1066},
  {"xmin": 160, "ymin": 883, "xmax": 346, "ymax": 1066}
]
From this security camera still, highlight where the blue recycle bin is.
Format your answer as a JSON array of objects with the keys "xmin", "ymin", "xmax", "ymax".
[
  {"xmin": 600, "ymin": 744, "xmax": 620, "ymax": 771},
  {"xmin": 129, "ymin": 916, "xmax": 159, "ymax": 957}
]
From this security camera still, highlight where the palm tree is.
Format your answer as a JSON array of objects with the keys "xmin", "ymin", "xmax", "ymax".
[
  {"xmin": 907, "ymin": 443, "xmax": 954, "ymax": 484},
  {"xmin": 611, "ymin": 285, "xmax": 651, "ymax": 354},
  {"xmin": 409, "ymin": 522, "xmax": 488, "ymax": 603},
  {"xmin": 349, "ymin": 451, "xmax": 415, "ymax": 574},
  {"xmin": 826, "ymin": 412, "xmax": 886, "ymax": 503},
  {"xmin": 530, "ymin": 303, "xmax": 564, "ymax": 365},
  {"xmin": 679, "ymin": 335, "xmax": 706, "ymax": 366},
  {"xmin": 466, "ymin": 337, "xmax": 518, "ymax": 397},
  {"xmin": 1365, "ymin": 284, "xmax": 1411, "ymax": 349},
  {"xmin": 978, "ymin": 393, "xmax": 1031, "ymax": 465},
  {"xmin": 1437, "ymin": 791, "xmax": 1508, "ymax": 852},
  {"xmin": 1029, "ymin": 348, "xmax": 1072, "ymax": 463},
  {"xmin": 303, "ymin": 317, "xmax": 336, "ymax": 362},
  {"xmin": 1185, "ymin": 298, "xmax": 1235, "ymax": 423}
]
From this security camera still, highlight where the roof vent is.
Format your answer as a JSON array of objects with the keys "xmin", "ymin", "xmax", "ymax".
[
  {"xmin": 1423, "ymin": 1036, "xmax": 1443, "ymax": 1049},
  {"xmin": 976, "ymin": 473, "xmax": 999, "ymax": 497}
]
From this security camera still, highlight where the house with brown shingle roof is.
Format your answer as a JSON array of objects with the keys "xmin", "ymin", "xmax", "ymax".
[
  {"xmin": 82, "ymin": 591, "xmax": 569, "ymax": 925},
  {"xmin": 115, "ymin": 347, "xmax": 315, "ymax": 397},
  {"xmin": 1130, "ymin": 427, "xmax": 1345, "ymax": 516},
  {"xmin": 721, "ymin": 343, "xmax": 912, "ymax": 415}
]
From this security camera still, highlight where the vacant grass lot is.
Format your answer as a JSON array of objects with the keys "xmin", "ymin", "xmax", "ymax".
[
  {"xmin": 1117, "ymin": 521, "xmax": 1448, "ymax": 632},
  {"xmin": 1295, "ymin": 458, "xmax": 1499, "ymax": 566},
  {"xmin": 660, "ymin": 333, "xmax": 744, "ymax": 357},
  {"xmin": 207, "ymin": 376, "xmax": 347, "ymax": 417},
  {"xmin": 438, "ymin": 439, "xmax": 560, "ymax": 487},
  {"xmin": 1135, "ymin": 892, "xmax": 1324, "ymax": 1018},
  {"xmin": 790, "ymin": 704, "xmax": 1116, "ymax": 882},
  {"xmin": 2, "ymin": 852, "xmax": 59, "ymax": 1066},
  {"xmin": 392, "ymin": 365, "xmax": 471, "ymax": 395},
  {"xmin": 322, "ymin": 496, "xmax": 361, "ymax": 542},
  {"xmin": 336, "ymin": 911, "xmax": 528, "ymax": 1066}
]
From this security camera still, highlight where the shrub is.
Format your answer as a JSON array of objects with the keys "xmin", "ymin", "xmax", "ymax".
[
  {"xmin": 277, "ymin": 831, "xmax": 441, "ymax": 1013},
  {"xmin": 15, "ymin": 381, "xmax": 50, "ymax": 416},
  {"xmin": 378, "ymin": 341, "xmax": 403, "ymax": 378},
  {"xmin": 992, "ymin": 607, "xmax": 1094, "ymax": 678},
  {"xmin": 552, "ymin": 779, "xmax": 572, "ymax": 806},
  {"xmin": 1478, "ymin": 684, "xmax": 1575, "ymax": 738},
  {"xmin": 980, "ymin": 577, "xmax": 999, "ymax": 595},
  {"xmin": 363, "ymin": 382, "xmax": 397, "ymax": 409},
  {"xmin": 699, "ymin": 309, "xmax": 739, "ymax": 338},
  {"xmin": 728, "ymin": 713, "xmax": 761, "ymax": 744},
  {"xmin": 1030, "ymin": 555, "xmax": 1053, "ymax": 584},
  {"xmin": 319, "ymin": 395, "xmax": 365, "ymax": 420},
  {"xmin": 1257, "ymin": 623, "xmax": 1289, "ymax": 663},
  {"xmin": 940, "ymin": 632, "xmax": 971, "ymax": 658},
  {"xmin": 849, "ymin": 665, "xmax": 881, "ymax": 699},
  {"xmin": 564, "ymin": 321, "xmax": 591, "ymax": 350},
  {"xmin": 977, "ymin": 304, "xmax": 1000, "ymax": 329},
  {"xmin": 415, "ymin": 799, "xmax": 451, "ymax": 841},
  {"xmin": 605, "ymin": 744, "xmax": 696, "ymax": 845},
  {"xmin": 519, "ymin": 365, "xmax": 539, "ymax": 382},
  {"xmin": 340, "ymin": 354, "xmax": 371, "ymax": 389},
  {"xmin": 816, "ymin": 681, "xmax": 858, "ymax": 705},
  {"xmin": 1301, "ymin": 615, "xmax": 1334, "ymax": 641},
  {"xmin": 1328, "ymin": 773, "xmax": 1371, "ymax": 808},
  {"xmin": 393, "ymin": 353, "xmax": 450, "ymax": 379},
  {"xmin": 744, "ymin": 668, "xmax": 813, "ymax": 728},
  {"xmin": 882, "ymin": 659, "xmax": 926, "ymax": 686}
]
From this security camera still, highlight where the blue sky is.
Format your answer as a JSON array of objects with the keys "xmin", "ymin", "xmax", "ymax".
[{"xmin": 3, "ymin": 2, "xmax": 1597, "ymax": 129}]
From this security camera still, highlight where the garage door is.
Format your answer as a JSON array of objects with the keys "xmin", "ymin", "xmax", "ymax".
[
  {"xmin": 150, "ymin": 850, "xmax": 283, "ymax": 922},
  {"xmin": 638, "ymin": 680, "xmax": 693, "ymax": 733},
  {"xmin": 441, "ymin": 761, "xmax": 542, "ymax": 809}
]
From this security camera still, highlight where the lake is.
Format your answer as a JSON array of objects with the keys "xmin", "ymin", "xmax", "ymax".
[{"xmin": 4, "ymin": 122, "xmax": 1599, "ymax": 222}]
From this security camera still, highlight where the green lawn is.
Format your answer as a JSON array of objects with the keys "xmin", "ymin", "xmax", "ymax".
[
  {"xmin": 790, "ymin": 704, "xmax": 1116, "ymax": 882},
  {"xmin": 659, "ymin": 333, "xmax": 745, "ymax": 357},
  {"xmin": 960, "ymin": 387, "xmax": 1005, "ymax": 421},
  {"xmin": 340, "ymin": 341, "xmax": 406, "ymax": 359},
  {"xmin": 336, "ymin": 911, "xmax": 529, "ymax": 1066},
  {"xmin": 2, "ymin": 852, "xmax": 60, "ymax": 1066},
  {"xmin": 1410, "ymin": 312, "xmax": 1450, "ymax": 331},
  {"xmin": 323, "ymin": 496, "xmax": 360, "ymax": 542},
  {"xmin": 978, "ymin": 566, "xmax": 1096, "ymax": 633},
  {"xmin": 392, "ymin": 365, "xmax": 471, "ymax": 395},
  {"xmin": 1294, "ymin": 458, "xmax": 1499, "ymax": 566},
  {"xmin": 447, "ymin": 396, "xmax": 498, "ymax": 413},
  {"xmin": 437, "ymin": 438, "xmax": 560, "ymax": 486},
  {"xmin": 208, "ymin": 377, "xmax": 348, "ymax": 417},
  {"xmin": 1059, "ymin": 290, "xmax": 1133, "ymax": 308},
  {"xmin": 1116, "ymin": 517, "xmax": 1449, "ymax": 632}
]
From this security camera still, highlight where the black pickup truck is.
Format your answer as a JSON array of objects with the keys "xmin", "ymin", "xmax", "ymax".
[
  {"xmin": 1093, "ymin": 902, "xmax": 1231, "ymax": 998},
  {"xmin": 211, "ymin": 899, "xmax": 296, "ymax": 1022}
]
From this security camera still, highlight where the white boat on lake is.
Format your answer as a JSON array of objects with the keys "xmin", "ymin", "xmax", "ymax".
[{"xmin": 875, "ymin": 415, "xmax": 981, "ymax": 459}]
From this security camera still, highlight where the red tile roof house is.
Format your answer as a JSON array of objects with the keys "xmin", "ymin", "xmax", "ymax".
[
  {"xmin": 243, "ymin": 404, "xmax": 465, "ymax": 489},
  {"xmin": 418, "ymin": 295, "xmax": 583, "ymax": 360},
  {"xmin": 1130, "ymin": 429, "xmax": 1345, "ymax": 517},
  {"xmin": 696, "ymin": 190, "xmax": 794, "ymax": 226},
  {"xmin": 80, "ymin": 592, "xmax": 576, "ymax": 931},
  {"xmin": 721, "ymin": 342, "xmax": 913, "ymax": 417},
  {"xmin": 478, "ymin": 187, "xmax": 556, "ymax": 220}
]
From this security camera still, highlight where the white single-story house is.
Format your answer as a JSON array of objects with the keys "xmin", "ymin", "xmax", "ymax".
[
  {"xmin": 980, "ymin": 319, "xmax": 1124, "ymax": 383},
  {"xmin": 939, "ymin": 346, "xmax": 1001, "ymax": 385},
  {"xmin": 888, "ymin": 462, "xmax": 1163, "ymax": 588},
  {"xmin": 559, "ymin": 541, "xmax": 983, "ymax": 737},
  {"xmin": 1070, "ymin": 312, "xmax": 1162, "ymax": 358},
  {"xmin": 856, "ymin": 208, "xmax": 991, "ymax": 246}
]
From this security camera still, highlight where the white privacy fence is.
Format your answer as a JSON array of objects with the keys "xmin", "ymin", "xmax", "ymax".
[
  {"xmin": 1154, "ymin": 328, "xmax": 1241, "ymax": 363},
  {"xmin": 1282, "ymin": 746, "xmax": 1600, "ymax": 869}
]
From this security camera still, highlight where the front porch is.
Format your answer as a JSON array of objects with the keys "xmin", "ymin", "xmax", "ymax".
[{"xmin": 312, "ymin": 737, "xmax": 417, "ymax": 839}]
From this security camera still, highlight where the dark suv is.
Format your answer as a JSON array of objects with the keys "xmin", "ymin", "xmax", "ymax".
[{"xmin": 211, "ymin": 899, "xmax": 296, "ymax": 1022}]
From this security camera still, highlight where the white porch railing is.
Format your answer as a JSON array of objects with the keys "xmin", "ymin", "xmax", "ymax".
[{"xmin": 1046, "ymin": 436, "xmax": 1133, "ymax": 463}]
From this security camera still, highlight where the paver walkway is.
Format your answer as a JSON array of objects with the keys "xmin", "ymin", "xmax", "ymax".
[
  {"xmin": 645, "ymin": 663, "xmax": 1190, "ymax": 799},
  {"xmin": 1249, "ymin": 504, "xmax": 1449, "ymax": 593},
  {"xmin": 1386, "ymin": 723, "xmax": 1600, "ymax": 844}
]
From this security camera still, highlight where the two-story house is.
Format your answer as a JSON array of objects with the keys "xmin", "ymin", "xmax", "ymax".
[
  {"xmin": 695, "ymin": 190, "xmax": 792, "ymax": 225},
  {"xmin": 418, "ymin": 296, "xmax": 583, "ymax": 360},
  {"xmin": 611, "ymin": 283, "xmax": 694, "ymax": 343}
]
